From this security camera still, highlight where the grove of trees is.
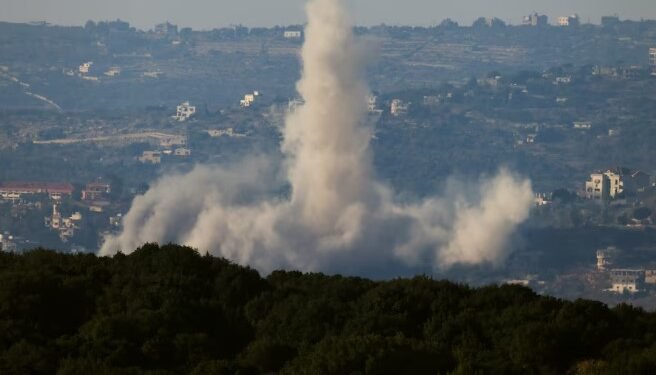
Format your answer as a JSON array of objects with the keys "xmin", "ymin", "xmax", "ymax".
[{"xmin": 1, "ymin": 243, "xmax": 655, "ymax": 374}]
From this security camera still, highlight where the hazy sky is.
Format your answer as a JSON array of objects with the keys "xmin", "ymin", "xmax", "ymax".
[{"xmin": 2, "ymin": 0, "xmax": 655, "ymax": 29}]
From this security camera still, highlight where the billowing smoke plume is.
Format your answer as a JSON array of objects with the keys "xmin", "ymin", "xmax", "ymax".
[{"xmin": 100, "ymin": 0, "xmax": 534, "ymax": 276}]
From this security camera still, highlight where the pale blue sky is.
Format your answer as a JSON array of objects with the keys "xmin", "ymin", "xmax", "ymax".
[{"xmin": 1, "ymin": 0, "xmax": 655, "ymax": 29}]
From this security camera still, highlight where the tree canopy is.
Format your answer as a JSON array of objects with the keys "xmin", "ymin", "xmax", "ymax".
[{"xmin": 0, "ymin": 243, "xmax": 655, "ymax": 374}]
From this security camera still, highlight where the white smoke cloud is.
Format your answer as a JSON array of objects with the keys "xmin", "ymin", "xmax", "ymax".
[{"xmin": 100, "ymin": 0, "xmax": 534, "ymax": 277}]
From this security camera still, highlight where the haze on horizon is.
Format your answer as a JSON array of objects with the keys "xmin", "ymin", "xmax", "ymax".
[{"xmin": 2, "ymin": 0, "xmax": 655, "ymax": 30}]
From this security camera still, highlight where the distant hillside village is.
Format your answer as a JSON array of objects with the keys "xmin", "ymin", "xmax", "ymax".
[{"xmin": 2, "ymin": 12, "xmax": 656, "ymax": 308}]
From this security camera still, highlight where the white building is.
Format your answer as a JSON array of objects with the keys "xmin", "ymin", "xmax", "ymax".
[
  {"xmin": 240, "ymin": 91, "xmax": 260, "ymax": 107},
  {"xmin": 209, "ymin": 129, "xmax": 232, "ymax": 137},
  {"xmin": 79, "ymin": 61, "xmax": 93, "ymax": 75},
  {"xmin": 586, "ymin": 168, "xmax": 651, "ymax": 200},
  {"xmin": 390, "ymin": 99, "xmax": 409, "ymax": 116},
  {"xmin": 523, "ymin": 13, "xmax": 548, "ymax": 27},
  {"xmin": 159, "ymin": 135, "xmax": 187, "ymax": 147},
  {"xmin": 207, "ymin": 128, "xmax": 246, "ymax": 138},
  {"xmin": 585, "ymin": 172, "xmax": 613, "ymax": 200},
  {"xmin": 139, "ymin": 151, "xmax": 162, "ymax": 164},
  {"xmin": 284, "ymin": 30, "xmax": 302, "ymax": 39},
  {"xmin": 555, "ymin": 76, "xmax": 572, "ymax": 84},
  {"xmin": 173, "ymin": 101, "xmax": 196, "ymax": 122},
  {"xmin": 104, "ymin": 66, "xmax": 121, "ymax": 77},
  {"xmin": 367, "ymin": 95, "xmax": 378, "ymax": 112},
  {"xmin": 558, "ymin": 15, "xmax": 580, "ymax": 27},
  {"xmin": 585, "ymin": 173, "xmax": 610, "ymax": 200},
  {"xmin": 534, "ymin": 193, "xmax": 551, "ymax": 206},
  {"xmin": 174, "ymin": 148, "xmax": 191, "ymax": 156},
  {"xmin": 645, "ymin": 270, "xmax": 656, "ymax": 285},
  {"xmin": 596, "ymin": 247, "xmax": 621, "ymax": 271},
  {"xmin": 609, "ymin": 269, "xmax": 644, "ymax": 294},
  {"xmin": 650, "ymin": 48, "xmax": 656, "ymax": 75},
  {"xmin": 143, "ymin": 71, "xmax": 164, "ymax": 79},
  {"xmin": 573, "ymin": 121, "xmax": 592, "ymax": 129}
]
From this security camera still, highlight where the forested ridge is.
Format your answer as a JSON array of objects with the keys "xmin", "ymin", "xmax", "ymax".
[{"xmin": 1, "ymin": 244, "xmax": 655, "ymax": 374}]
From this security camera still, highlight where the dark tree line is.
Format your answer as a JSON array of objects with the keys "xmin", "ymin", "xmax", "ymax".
[{"xmin": 1, "ymin": 243, "xmax": 655, "ymax": 374}]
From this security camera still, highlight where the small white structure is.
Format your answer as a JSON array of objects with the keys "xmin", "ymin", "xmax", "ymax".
[
  {"xmin": 597, "ymin": 247, "xmax": 621, "ymax": 271},
  {"xmin": 390, "ymin": 99, "xmax": 409, "ymax": 116},
  {"xmin": 555, "ymin": 76, "xmax": 571, "ymax": 84},
  {"xmin": 143, "ymin": 71, "xmax": 164, "ymax": 79},
  {"xmin": 608, "ymin": 269, "xmax": 644, "ymax": 294},
  {"xmin": 608, "ymin": 129, "xmax": 621, "ymax": 137},
  {"xmin": 240, "ymin": 91, "xmax": 260, "ymax": 107},
  {"xmin": 104, "ymin": 66, "xmax": 121, "ymax": 77},
  {"xmin": 573, "ymin": 121, "xmax": 592, "ymax": 129},
  {"xmin": 558, "ymin": 14, "xmax": 580, "ymax": 27},
  {"xmin": 208, "ymin": 129, "xmax": 232, "ymax": 137},
  {"xmin": 207, "ymin": 128, "xmax": 246, "ymax": 138},
  {"xmin": 139, "ymin": 151, "xmax": 162, "ymax": 164},
  {"xmin": 174, "ymin": 148, "xmax": 191, "ymax": 156},
  {"xmin": 284, "ymin": 30, "xmax": 302, "ymax": 39},
  {"xmin": 645, "ymin": 270, "xmax": 656, "ymax": 284},
  {"xmin": 367, "ymin": 95, "xmax": 378, "ymax": 112},
  {"xmin": 648, "ymin": 47, "xmax": 656, "ymax": 73},
  {"xmin": 173, "ymin": 101, "xmax": 196, "ymax": 122},
  {"xmin": 79, "ymin": 61, "xmax": 93, "ymax": 75},
  {"xmin": 534, "ymin": 193, "xmax": 550, "ymax": 206},
  {"xmin": 160, "ymin": 135, "xmax": 187, "ymax": 147}
]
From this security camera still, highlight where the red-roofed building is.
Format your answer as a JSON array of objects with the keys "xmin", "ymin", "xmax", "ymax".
[{"xmin": 0, "ymin": 182, "xmax": 74, "ymax": 200}]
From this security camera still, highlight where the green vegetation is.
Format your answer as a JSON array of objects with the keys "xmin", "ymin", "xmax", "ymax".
[{"xmin": 1, "ymin": 244, "xmax": 656, "ymax": 374}]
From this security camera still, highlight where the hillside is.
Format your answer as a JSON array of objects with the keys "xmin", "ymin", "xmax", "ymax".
[{"xmin": 0, "ymin": 244, "xmax": 655, "ymax": 374}]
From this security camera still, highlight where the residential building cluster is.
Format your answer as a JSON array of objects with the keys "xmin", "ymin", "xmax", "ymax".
[
  {"xmin": 596, "ymin": 247, "xmax": 656, "ymax": 294},
  {"xmin": 79, "ymin": 61, "xmax": 93, "ymax": 75},
  {"xmin": 44, "ymin": 204, "xmax": 82, "ymax": 242},
  {"xmin": 139, "ymin": 147, "xmax": 191, "ymax": 164},
  {"xmin": 173, "ymin": 101, "xmax": 196, "ymax": 122},
  {"xmin": 390, "ymin": 99, "xmax": 409, "ymax": 116},
  {"xmin": 523, "ymin": 13, "xmax": 548, "ymax": 27},
  {"xmin": 584, "ymin": 167, "xmax": 651, "ymax": 201},
  {"xmin": 139, "ymin": 150, "xmax": 162, "ymax": 164},
  {"xmin": 240, "ymin": 91, "xmax": 260, "ymax": 107}
]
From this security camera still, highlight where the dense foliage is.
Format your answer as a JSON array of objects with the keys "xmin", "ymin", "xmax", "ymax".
[{"xmin": 1, "ymin": 244, "xmax": 655, "ymax": 374}]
